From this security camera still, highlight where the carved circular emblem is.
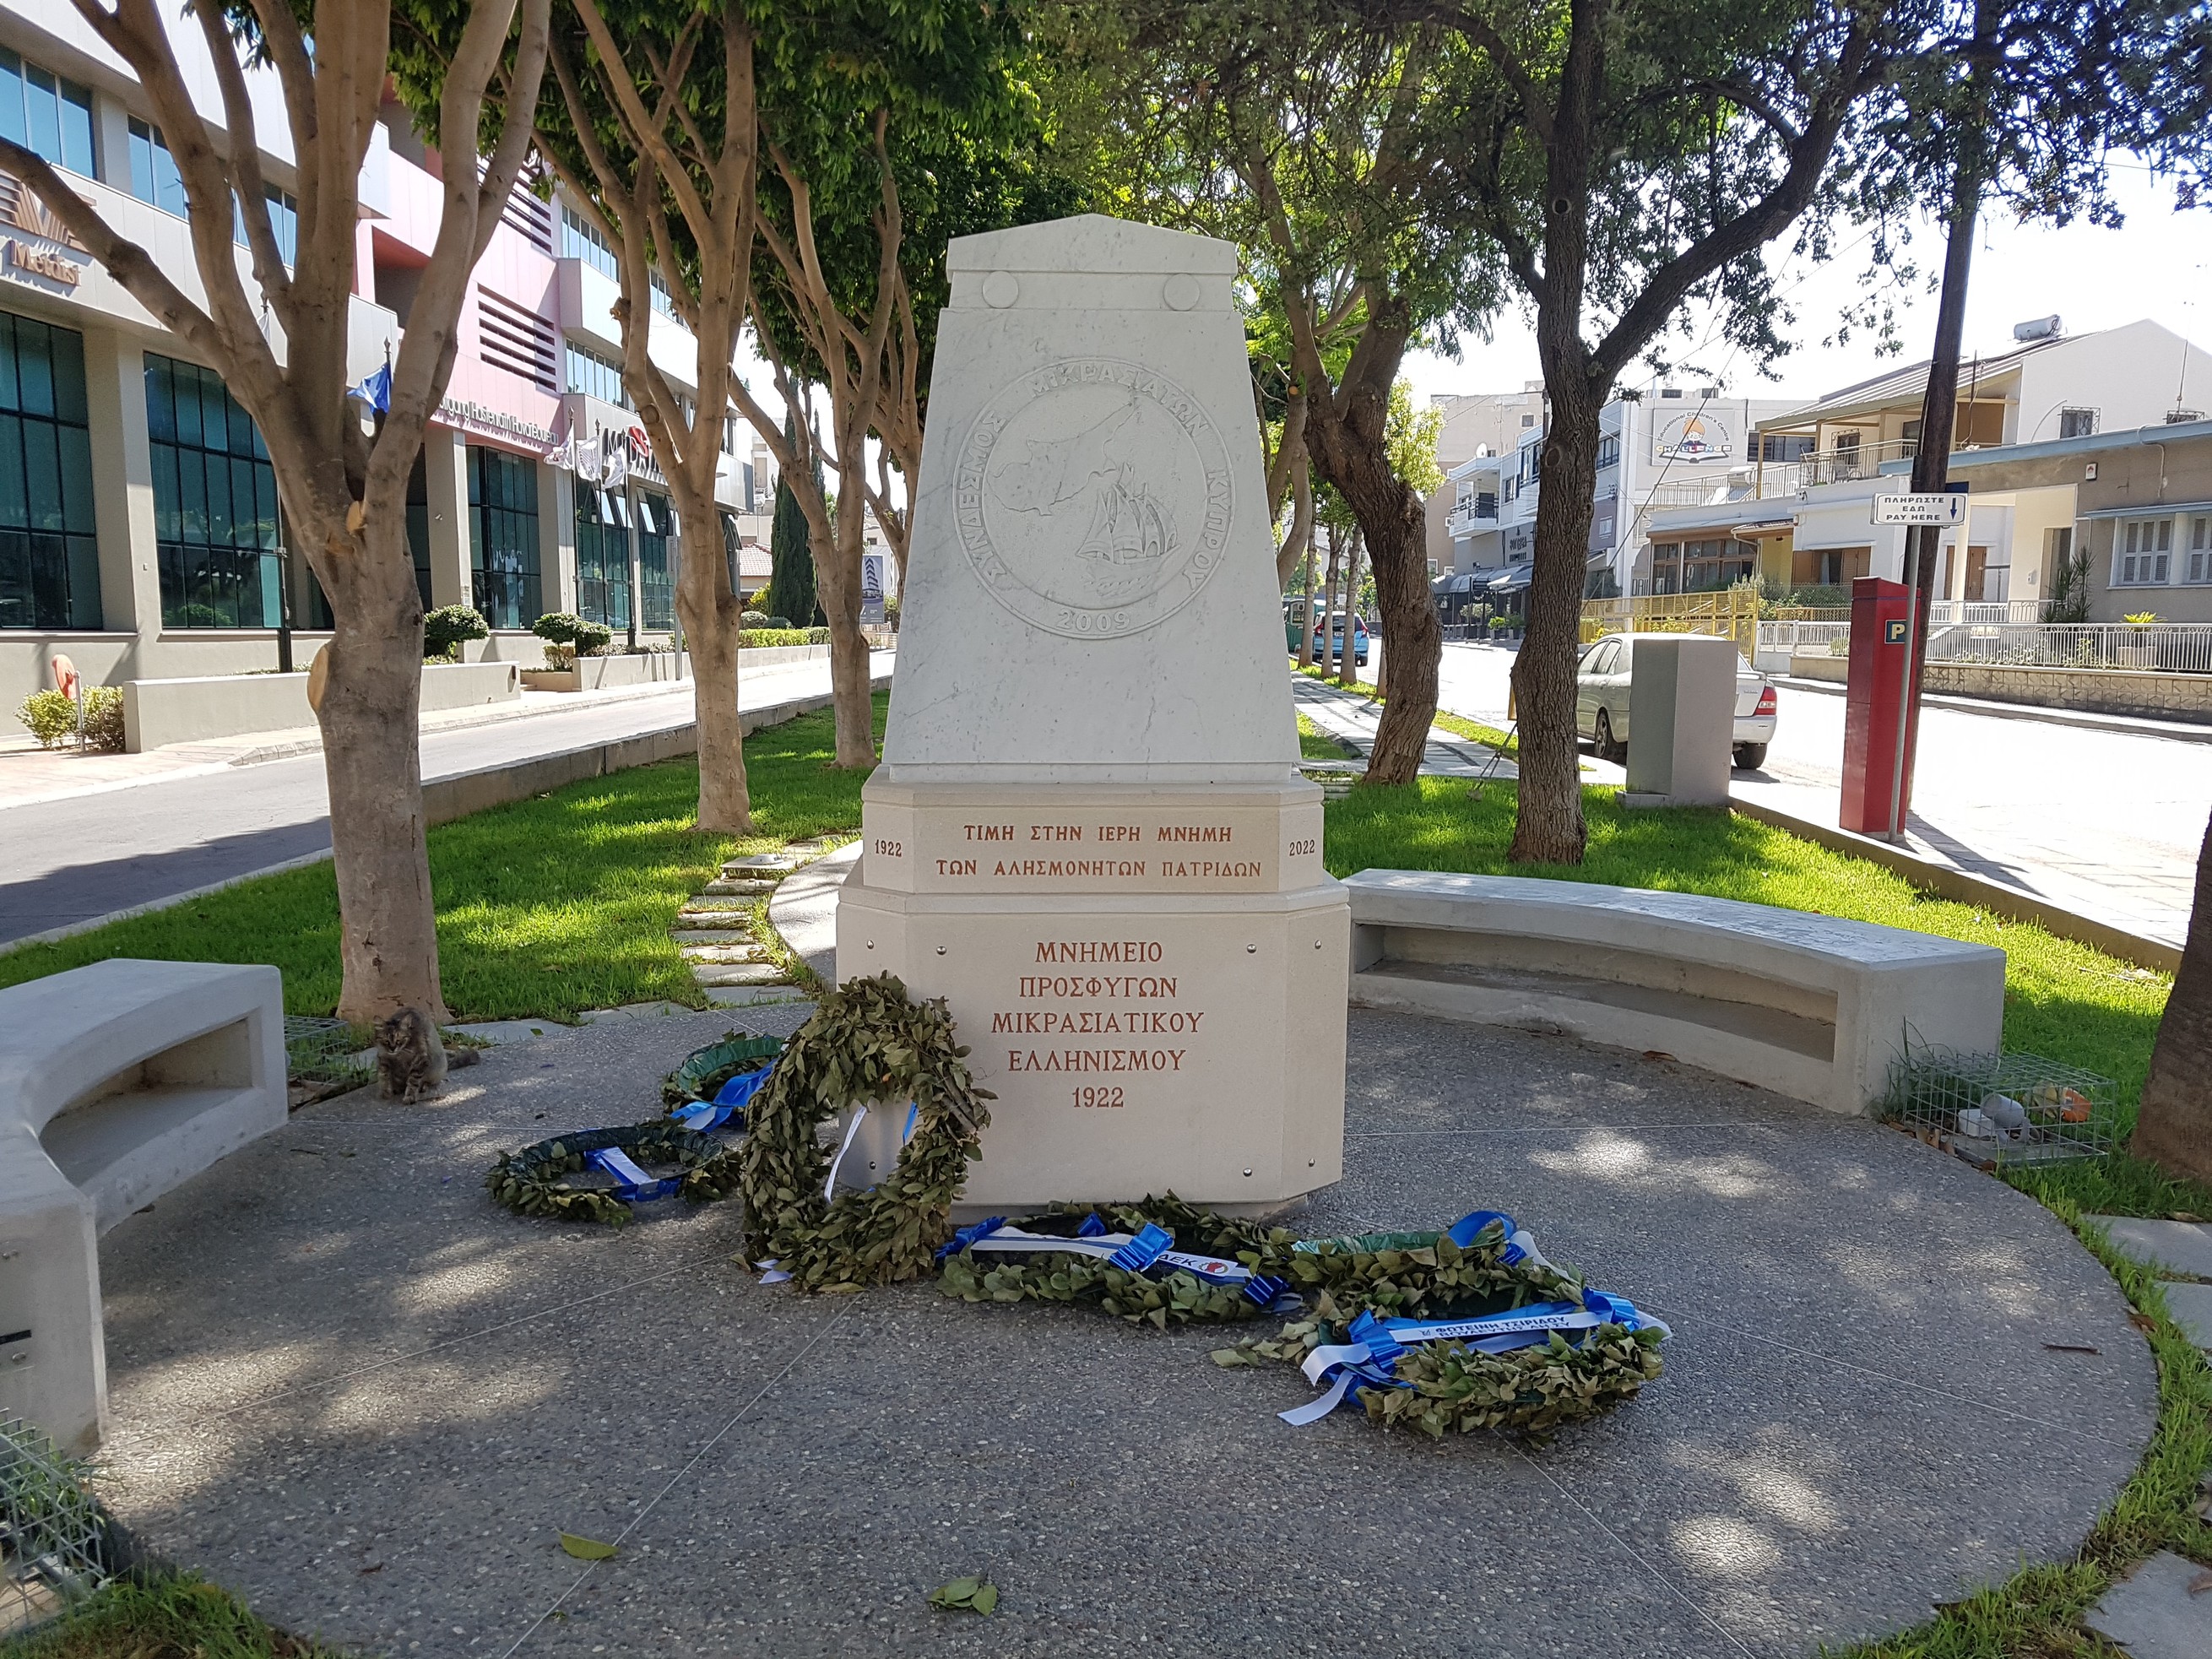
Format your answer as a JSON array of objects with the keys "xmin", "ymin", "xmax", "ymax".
[{"xmin": 956, "ymin": 357, "xmax": 1234, "ymax": 640}]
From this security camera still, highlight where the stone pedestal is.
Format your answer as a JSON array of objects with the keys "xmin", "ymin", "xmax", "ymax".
[{"xmin": 835, "ymin": 214, "xmax": 1348, "ymax": 1211}]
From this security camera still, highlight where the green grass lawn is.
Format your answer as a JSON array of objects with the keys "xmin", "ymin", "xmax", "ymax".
[
  {"xmin": 1293, "ymin": 659, "xmax": 1516, "ymax": 751},
  {"xmin": 1295, "ymin": 710, "xmax": 1355, "ymax": 760},
  {"xmin": 0, "ymin": 695, "xmax": 886, "ymax": 1023}
]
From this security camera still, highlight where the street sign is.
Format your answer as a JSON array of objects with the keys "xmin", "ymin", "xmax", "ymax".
[{"xmin": 1872, "ymin": 492, "xmax": 1967, "ymax": 525}]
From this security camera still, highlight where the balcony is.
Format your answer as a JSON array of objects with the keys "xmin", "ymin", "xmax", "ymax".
[
  {"xmin": 1643, "ymin": 465, "xmax": 1806, "ymax": 510},
  {"xmin": 1446, "ymin": 494, "xmax": 1499, "ymax": 535}
]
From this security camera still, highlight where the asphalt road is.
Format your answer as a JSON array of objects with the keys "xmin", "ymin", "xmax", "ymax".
[
  {"xmin": 1429, "ymin": 638, "xmax": 2209, "ymax": 947},
  {"xmin": 0, "ymin": 655, "xmax": 889, "ymax": 946}
]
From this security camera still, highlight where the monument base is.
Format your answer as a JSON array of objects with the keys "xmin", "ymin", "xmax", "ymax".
[{"xmin": 836, "ymin": 858, "xmax": 1348, "ymax": 1212}]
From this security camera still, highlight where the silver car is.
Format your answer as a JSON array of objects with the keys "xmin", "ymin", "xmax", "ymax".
[{"xmin": 1575, "ymin": 632, "xmax": 1779, "ymax": 770}]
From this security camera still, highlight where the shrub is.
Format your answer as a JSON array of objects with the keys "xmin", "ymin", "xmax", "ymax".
[
  {"xmin": 805, "ymin": 626, "xmax": 831, "ymax": 645},
  {"xmin": 764, "ymin": 615, "xmax": 793, "ymax": 629},
  {"xmin": 18, "ymin": 686, "xmax": 124, "ymax": 751},
  {"xmin": 740, "ymin": 628, "xmax": 813, "ymax": 648},
  {"xmin": 530, "ymin": 612, "xmax": 612, "ymax": 660},
  {"xmin": 883, "ymin": 594, "xmax": 900, "ymax": 630},
  {"xmin": 1488, "ymin": 615, "xmax": 1512, "ymax": 632},
  {"xmin": 423, "ymin": 604, "xmax": 490, "ymax": 661},
  {"xmin": 740, "ymin": 610, "xmax": 770, "ymax": 628}
]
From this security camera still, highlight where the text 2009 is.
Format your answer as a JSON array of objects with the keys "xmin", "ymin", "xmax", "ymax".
[{"xmin": 1071, "ymin": 1086, "xmax": 1125, "ymax": 1109}]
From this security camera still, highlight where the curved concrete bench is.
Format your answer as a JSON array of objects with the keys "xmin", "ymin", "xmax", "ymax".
[
  {"xmin": 1345, "ymin": 870, "xmax": 2003, "ymax": 1114},
  {"xmin": 0, "ymin": 960, "xmax": 286, "ymax": 1450}
]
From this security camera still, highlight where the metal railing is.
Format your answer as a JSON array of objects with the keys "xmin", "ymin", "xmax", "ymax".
[
  {"xmin": 1446, "ymin": 496, "xmax": 1499, "ymax": 534},
  {"xmin": 1799, "ymin": 438, "xmax": 1919, "ymax": 485},
  {"xmin": 1581, "ymin": 587, "xmax": 1759, "ymax": 659},
  {"xmin": 1759, "ymin": 618, "xmax": 2212, "ymax": 674},
  {"xmin": 1929, "ymin": 621, "xmax": 2212, "ymax": 674}
]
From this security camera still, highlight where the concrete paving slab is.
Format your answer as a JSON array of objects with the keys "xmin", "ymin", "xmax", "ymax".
[
  {"xmin": 2159, "ymin": 1282, "xmax": 2212, "ymax": 1352},
  {"xmin": 2087, "ymin": 1216, "xmax": 2212, "ymax": 1279},
  {"xmin": 667, "ymin": 927, "xmax": 751, "ymax": 945},
  {"xmin": 577, "ymin": 1001, "xmax": 697, "ymax": 1025},
  {"xmin": 703, "ymin": 986, "xmax": 811, "ymax": 1009},
  {"xmin": 94, "ymin": 1009, "xmax": 2155, "ymax": 1659},
  {"xmin": 686, "ymin": 962, "xmax": 783, "ymax": 984},
  {"xmin": 2086, "ymin": 1550, "xmax": 2212, "ymax": 1657}
]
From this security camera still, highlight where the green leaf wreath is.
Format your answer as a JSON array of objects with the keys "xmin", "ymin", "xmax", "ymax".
[
  {"xmin": 485, "ymin": 1125, "xmax": 744, "ymax": 1226},
  {"xmin": 939, "ymin": 1197, "xmax": 1665, "ymax": 1435},
  {"xmin": 737, "ymin": 973, "xmax": 993, "ymax": 1292}
]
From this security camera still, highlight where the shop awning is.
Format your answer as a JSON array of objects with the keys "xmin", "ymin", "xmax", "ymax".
[{"xmin": 1488, "ymin": 564, "xmax": 1533, "ymax": 593}]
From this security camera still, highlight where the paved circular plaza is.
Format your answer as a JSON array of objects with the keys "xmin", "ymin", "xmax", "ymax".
[{"xmin": 95, "ymin": 1005, "xmax": 2153, "ymax": 1658}]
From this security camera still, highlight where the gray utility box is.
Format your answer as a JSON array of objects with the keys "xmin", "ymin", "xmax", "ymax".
[{"xmin": 1624, "ymin": 634, "xmax": 1738, "ymax": 808}]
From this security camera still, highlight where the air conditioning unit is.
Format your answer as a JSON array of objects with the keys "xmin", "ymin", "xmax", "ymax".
[{"xmin": 2012, "ymin": 315, "xmax": 2063, "ymax": 342}]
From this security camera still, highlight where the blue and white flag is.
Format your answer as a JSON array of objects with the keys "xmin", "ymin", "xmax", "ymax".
[{"xmin": 349, "ymin": 361, "xmax": 391, "ymax": 412}]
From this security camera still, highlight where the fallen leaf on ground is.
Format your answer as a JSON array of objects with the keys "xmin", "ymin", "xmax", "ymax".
[
  {"xmin": 2188, "ymin": 1570, "xmax": 2212, "ymax": 1597},
  {"xmin": 928, "ymin": 1576, "xmax": 996, "ymax": 1613},
  {"xmin": 2170, "ymin": 1212, "xmax": 2204, "ymax": 1223},
  {"xmin": 2041, "ymin": 1342, "xmax": 2101, "ymax": 1354},
  {"xmin": 559, "ymin": 1532, "xmax": 618, "ymax": 1560}
]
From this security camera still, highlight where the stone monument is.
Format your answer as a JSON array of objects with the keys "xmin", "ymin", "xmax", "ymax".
[{"xmin": 835, "ymin": 214, "xmax": 1349, "ymax": 1213}]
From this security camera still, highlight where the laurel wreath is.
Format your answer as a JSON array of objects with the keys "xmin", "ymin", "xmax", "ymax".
[
  {"xmin": 485, "ymin": 1125, "xmax": 744, "ymax": 1226},
  {"xmin": 737, "ymin": 973, "xmax": 993, "ymax": 1292},
  {"xmin": 938, "ymin": 1196, "xmax": 1665, "ymax": 1435}
]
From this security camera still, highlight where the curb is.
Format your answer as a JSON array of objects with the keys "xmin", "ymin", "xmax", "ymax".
[
  {"xmin": 1769, "ymin": 675, "xmax": 2212, "ymax": 745},
  {"xmin": 1728, "ymin": 794, "xmax": 2182, "ymax": 975},
  {"xmin": 0, "ymin": 675, "xmax": 891, "ymax": 960}
]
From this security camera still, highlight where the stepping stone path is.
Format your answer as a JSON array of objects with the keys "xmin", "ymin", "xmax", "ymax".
[
  {"xmin": 670, "ymin": 838, "xmax": 836, "ymax": 1006},
  {"xmin": 2088, "ymin": 1214, "xmax": 2212, "ymax": 1353}
]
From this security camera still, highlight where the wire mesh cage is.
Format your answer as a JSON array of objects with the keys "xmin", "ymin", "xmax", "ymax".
[
  {"xmin": 284, "ymin": 1016, "xmax": 375, "ymax": 1091},
  {"xmin": 1883, "ymin": 1043, "xmax": 2119, "ymax": 1168},
  {"xmin": 0, "ymin": 1418, "xmax": 106, "ymax": 1637}
]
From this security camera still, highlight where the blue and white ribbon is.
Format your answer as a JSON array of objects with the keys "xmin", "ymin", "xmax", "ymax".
[
  {"xmin": 936, "ymin": 1219, "xmax": 1297, "ymax": 1311},
  {"xmin": 584, "ymin": 1145, "xmax": 682, "ymax": 1203},
  {"xmin": 668, "ymin": 1063, "xmax": 775, "ymax": 1131},
  {"xmin": 1280, "ymin": 1292, "xmax": 1670, "ymax": 1425},
  {"xmin": 1290, "ymin": 1208, "xmax": 1553, "ymax": 1272}
]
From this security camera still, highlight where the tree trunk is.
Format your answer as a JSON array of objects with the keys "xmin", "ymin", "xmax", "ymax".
[
  {"xmin": 2133, "ymin": 811, "xmax": 2212, "ymax": 1182},
  {"xmin": 1296, "ymin": 545, "xmax": 1316, "ymax": 668},
  {"xmin": 1318, "ymin": 529, "xmax": 1342, "ymax": 672},
  {"xmin": 679, "ymin": 513, "xmax": 751, "ymax": 832},
  {"xmin": 1337, "ymin": 530, "xmax": 1362, "ymax": 688},
  {"xmin": 317, "ymin": 512, "xmax": 447, "ymax": 1027},
  {"xmin": 815, "ymin": 505, "xmax": 875, "ymax": 767},
  {"xmin": 1309, "ymin": 427, "xmax": 1437, "ymax": 784},
  {"xmin": 1510, "ymin": 385, "xmax": 1600, "ymax": 864}
]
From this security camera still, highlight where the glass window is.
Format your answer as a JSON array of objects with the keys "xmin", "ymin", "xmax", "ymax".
[
  {"xmin": 0, "ymin": 52, "xmax": 95, "ymax": 177},
  {"xmin": 2188, "ymin": 517, "xmax": 2210, "ymax": 586},
  {"xmin": 468, "ymin": 446, "xmax": 540, "ymax": 628},
  {"xmin": 128, "ymin": 117, "xmax": 185, "ymax": 215},
  {"xmin": 563, "ymin": 343, "xmax": 626, "ymax": 408},
  {"xmin": 234, "ymin": 185, "xmax": 300, "ymax": 266},
  {"xmin": 559, "ymin": 203, "xmax": 617, "ymax": 279},
  {"xmin": 0, "ymin": 310, "xmax": 100, "ymax": 630},
  {"xmin": 637, "ymin": 490, "xmax": 674, "ymax": 630},
  {"xmin": 573, "ymin": 485, "xmax": 630, "ymax": 632},
  {"xmin": 147, "ymin": 352, "xmax": 282, "ymax": 628}
]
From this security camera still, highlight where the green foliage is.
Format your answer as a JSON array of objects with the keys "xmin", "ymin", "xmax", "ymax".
[
  {"xmin": 740, "ymin": 610, "xmax": 771, "ymax": 628},
  {"xmin": 768, "ymin": 474, "xmax": 821, "ymax": 630},
  {"xmin": 15, "ymin": 687, "xmax": 122, "ymax": 751},
  {"xmin": 3, "ymin": 1570, "xmax": 338, "ymax": 1658},
  {"xmin": 741, "ymin": 628, "xmax": 815, "ymax": 648},
  {"xmin": 531, "ymin": 612, "xmax": 613, "ymax": 654},
  {"xmin": 0, "ymin": 695, "xmax": 889, "ymax": 1022},
  {"xmin": 422, "ymin": 603, "xmax": 489, "ymax": 660},
  {"xmin": 739, "ymin": 973, "xmax": 993, "ymax": 1291},
  {"xmin": 663, "ymin": 1031, "xmax": 786, "ymax": 1108}
]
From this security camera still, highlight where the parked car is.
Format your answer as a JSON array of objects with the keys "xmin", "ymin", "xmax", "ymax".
[
  {"xmin": 1575, "ymin": 632, "xmax": 1778, "ymax": 770},
  {"xmin": 1311, "ymin": 611, "xmax": 1370, "ymax": 667}
]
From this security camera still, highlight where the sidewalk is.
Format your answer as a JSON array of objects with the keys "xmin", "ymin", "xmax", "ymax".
[
  {"xmin": 0, "ymin": 662, "xmax": 828, "ymax": 812},
  {"xmin": 1291, "ymin": 674, "xmax": 1520, "ymax": 781}
]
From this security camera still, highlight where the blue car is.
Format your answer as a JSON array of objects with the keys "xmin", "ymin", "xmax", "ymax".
[{"xmin": 1311, "ymin": 612, "xmax": 1369, "ymax": 667}]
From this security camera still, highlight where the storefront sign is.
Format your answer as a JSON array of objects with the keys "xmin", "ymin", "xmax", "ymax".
[
  {"xmin": 436, "ymin": 395, "xmax": 556, "ymax": 451},
  {"xmin": 4, "ymin": 239, "xmax": 79, "ymax": 286}
]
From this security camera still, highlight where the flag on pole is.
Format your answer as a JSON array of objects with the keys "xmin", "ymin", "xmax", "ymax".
[{"xmin": 349, "ymin": 361, "xmax": 392, "ymax": 412}]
